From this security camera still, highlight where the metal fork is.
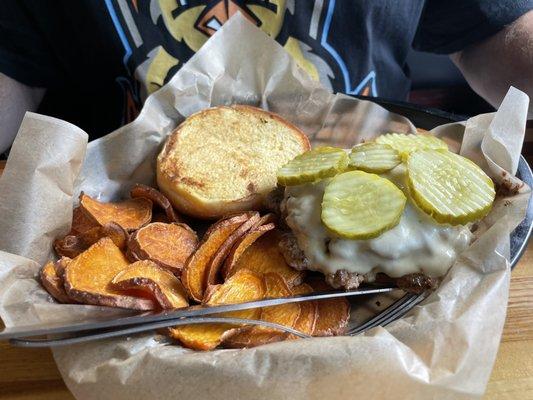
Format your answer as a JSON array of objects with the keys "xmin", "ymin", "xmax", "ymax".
[{"xmin": 9, "ymin": 289, "xmax": 427, "ymax": 348}]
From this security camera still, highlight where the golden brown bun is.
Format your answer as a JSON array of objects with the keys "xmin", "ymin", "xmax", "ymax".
[{"xmin": 157, "ymin": 105, "xmax": 310, "ymax": 219}]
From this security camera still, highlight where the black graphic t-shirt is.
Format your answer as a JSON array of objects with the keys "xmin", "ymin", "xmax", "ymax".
[{"xmin": 1, "ymin": 0, "xmax": 531, "ymax": 138}]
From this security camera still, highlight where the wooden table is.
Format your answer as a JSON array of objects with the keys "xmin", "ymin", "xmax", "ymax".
[{"xmin": 0, "ymin": 161, "xmax": 532, "ymax": 400}]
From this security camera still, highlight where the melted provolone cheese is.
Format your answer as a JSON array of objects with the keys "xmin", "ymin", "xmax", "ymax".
[{"xmin": 284, "ymin": 165, "xmax": 473, "ymax": 279}]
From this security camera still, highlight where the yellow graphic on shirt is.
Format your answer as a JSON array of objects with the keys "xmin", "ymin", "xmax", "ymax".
[
  {"xmin": 159, "ymin": 3, "xmax": 207, "ymax": 52},
  {"xmin": 138, "ymin": 0, "xmax": 334, "ymax": 96},
  {"xmin": 247, "ymin": 2, "xmax": 286, "ymax": 38},
  {"xmin": 283, "ymin": 37, "xmax": 319, "ymax": 82},
  {"xmin": 146, "ymin": 46, "xmax": 179, "ymax": 94}
]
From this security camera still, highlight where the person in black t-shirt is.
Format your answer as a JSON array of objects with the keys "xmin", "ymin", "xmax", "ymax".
[{"xmin": 0, "ymin": 1, "xmax": 532, "ymax": 152}]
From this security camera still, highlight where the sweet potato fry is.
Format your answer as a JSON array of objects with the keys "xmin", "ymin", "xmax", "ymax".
[
  {"xmin": 168, "ymin": 269, "xmax": 264, "ymax": 350},
  {"xmin": 130, "ymin": 184, "xmax": 182, "ymax": 223},
  {"xmin": 70, "ymin": 206, "xmax": 99, "ymax": 234},
  {"xmin": 205, "ymin": 212, "xmax": 260, "ymax": 287},
  {"xmin": 64, "ymin": 237, "xmax": 155, "ymax": 310},
  {"xmin": 111, "ymin": 260, "xmax": 188, "ymax": 309},
  {"xmin": 126, "ymin": 222, "xmax": 198, "ymax": 274},
  {"xmin": 287, "ymin": 283, "xmax": 318, "ymax": 339},
  {"xmin": 54, "ymin": 222, "xmax": 128, "ymax": 258},
  {"xmin": 308, "ymin": 278, "xmax": 350, "ymax": 336},
  {"xmin": 40, "ymin": 261, "xmax": 70, "ymax": 303},
  {"xmin": 223, "ymin": 272, "xmax": 300, "ymax": 348},
  {"xmin": 79, "ymin": 193, "xmax": 152, "ymax": 231},
  {"xmin": 181, "ymin": 213, "xmax": 254, "ymax": 301},
  {"xmin": 224, "ymin": 230, "xmax": 304, "ymax": 287}
]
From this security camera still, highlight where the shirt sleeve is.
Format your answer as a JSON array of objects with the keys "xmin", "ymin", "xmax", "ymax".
[
  {"xmin": 413, "ymin": 0, "xmax": 533, "ymax": 54},
  {"xmin": 0, "ymin": 0, "xmax": 60, "ymax": 87}
]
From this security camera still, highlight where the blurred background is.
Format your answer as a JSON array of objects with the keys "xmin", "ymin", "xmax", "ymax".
[
  {"xmin": 406, "ymin": 50, "xmax": 492, "ymax": 117},
  {"xmin": 407, "ymin": 50, "xmax": 532, "ymax": 163}
]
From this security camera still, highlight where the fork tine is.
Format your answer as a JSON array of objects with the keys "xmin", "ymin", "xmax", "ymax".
[
  {"xmin": 347, "ymin": 292, "xmax": 426, "ymax": 335},
  {"xmin": 370, "ymin": 293, "xmax": 426, "ymax": 329},
  {"xmin": 346, "ymin": 294, "xmax": 413, "ymax": 335}
]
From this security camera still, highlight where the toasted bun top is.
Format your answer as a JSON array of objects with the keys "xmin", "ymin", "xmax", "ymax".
[{"xmin": 157, "ymin": 105, "xmax": 310, "ymax": 217}]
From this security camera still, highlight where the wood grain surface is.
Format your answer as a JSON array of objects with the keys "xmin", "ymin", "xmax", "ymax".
[{"xmin": 0, "ymin": 156, "xmax": 532, "ymax": 399}]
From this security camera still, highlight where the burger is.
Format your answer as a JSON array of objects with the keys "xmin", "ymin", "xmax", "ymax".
[{"xmin": 274, "ymin": 136, "xmax": 496, "ymax": 293}]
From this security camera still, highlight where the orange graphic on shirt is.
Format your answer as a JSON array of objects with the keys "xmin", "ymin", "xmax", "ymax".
[{"xmin": 195, "ymin": 0, "xmax": 260, "ymax": 36}]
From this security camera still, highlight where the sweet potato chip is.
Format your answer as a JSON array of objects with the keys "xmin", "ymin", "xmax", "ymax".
[
  {"xmin": 224, "ymin": 272, "xmax": 300, "ymax": 348},
  {"xmin": 308, "ymin": 278, "xmax": 350, "ymax": 336},
  {"xmin": 205, "ymin": 212, "xmax": 260, "ymax": 287},
  {"xmin": 70, "ymin": 206, "xmax": 99, "ymax": 234},
  {"xmin": 181, "ymin": 213, "xmax": 254, "ymax": 301},
  {"xmin": 40, "ymin": 261, "xmax": 70, "ymax": 303},
  {"xmin": 130, "ymin": 184, "xmax": 182, "ymax": 223},
  {"xmin": 111, "ymin": 260, "xmax": 188, "ymax": 309},
  {"xmin": 287, "ymin": 283, "xmax": 318, "ymax": 339},
  {"xmin": 168, "ymin": 269, "xmax": 264, "ymax": 350},
  {"xmin": 64, "ymin": 237, "xmax": 155, "ymax": 310},
  {"xmin": 127, "ymin": 222, "xmax": 198, "ymax": 274},
  {"xmin": 52, "ymin": 256, "xmax": 71, "ymax": 281},
  {"xmin": 151, "ymin": 211, "xmax": 170, "ymax": 223},
  {"xmin": 224, "ymin": 230, "xmax": 304, "ymax": 287},
  {"xmin": 54, "ymin": 222, "xmax": 128, "ymax": 258},
  {"xmin": 221, "ymin": 221, "xmax": 275, "ymax": 279},
  {"xmin": 253, "ymin": 213, "xmax": 277, "ymax": 227},
  {"xmin": 79, "ymin": 193, "xmax": 152, "ymax": 231},
  {"xmin": 168, "ymin": 323, "xmax": 239, "ymax": 351}
]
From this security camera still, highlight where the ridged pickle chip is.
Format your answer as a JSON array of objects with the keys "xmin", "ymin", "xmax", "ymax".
[
  {"xmin": 111, "ymin": 260, "xmax": 189, "ymax": 309},
  {"xmin": 79, "ymin": 193, "xmax": 152, "ymax": 231},
  {"xmin": 348, "ymin": 143, "xmax": 401, "ymax": 173},
  {"xmin": 127, "ymin": 222, "xmax": 198, "ymax": 274},
  {"xmin": 407, "ymin": 149, "xmax": 496, "ymax": 224},
  {"xmin": 168, "ymin": 269, "xmax": 264, "ymax": 350},
  {"xmin": 277, "ymin": 147, "xmax": 348, "ymax": 186},
  {"xmin": 224, "ymin": 272, "xmax": 301, "ymax": 348},
  {"xmin": 375, "ymin": 133, "xmax": 448, "ymax": 159},
  {"xmin": 321, "ymin": 171, "xmax": 406, "ymax": 239}
]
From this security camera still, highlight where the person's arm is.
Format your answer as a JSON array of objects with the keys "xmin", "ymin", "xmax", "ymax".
[
  {"xmin": 450, "ymin": 11, "xmax": 533, "ymax": 116},
  {"xmin": 0, "ymin": 73, "xmax": 45, "ymax": 153}
]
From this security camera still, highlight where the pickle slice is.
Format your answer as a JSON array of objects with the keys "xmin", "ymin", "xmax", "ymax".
[
  {"xmin": 321, "ymin": 171, "xmax": 406, "ymax": 239},
  {"xmin": 407, "ymin": 149, "xmax": 495, "ymax": 225},
  {"xmin": 375, "ymin": 133, "xmax": 448, "ymax": 159},
  {"xmin": 349, "ymin": 143, "xmax": 401, "ymax": 173},
  {"xmin": 277, "ymin": 147, "xmax": 348, "ymax": 186}
]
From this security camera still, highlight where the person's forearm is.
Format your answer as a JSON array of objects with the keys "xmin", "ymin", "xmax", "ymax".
[
  {"xmin": 451, "ymin": 10, "xmax": 533, "ymax": 117},
  {"xmin": 0, "ymin": 73, "xmax": 45, "ymax": 153}
]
